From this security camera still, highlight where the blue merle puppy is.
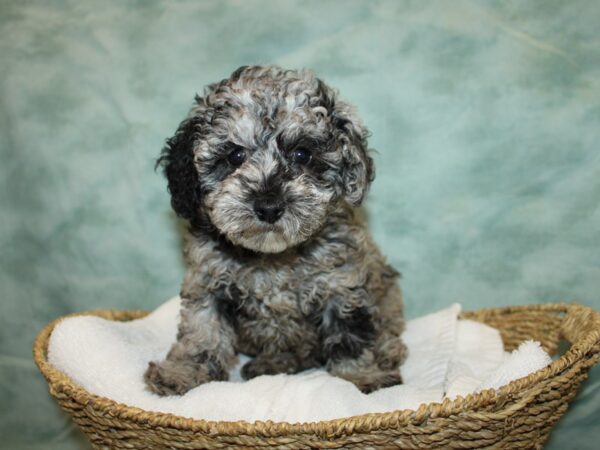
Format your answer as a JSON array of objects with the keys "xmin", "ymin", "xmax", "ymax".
[{"xmin": 144, "ymin": 65, "xmax": 407, "ymax": 394}]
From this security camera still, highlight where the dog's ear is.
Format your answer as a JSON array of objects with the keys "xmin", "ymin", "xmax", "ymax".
[
  {"xmin": 333, "ymin": 102, "xmax": 375, "ymax": 207},
  {"xmin": 316, "ymin": 79, "xmax": 374, "ymax": 206},
  {"xmin": 336, "ymin": 110, "xmax": 375, "ymax": 206},
  {"xmin": 156, "ymin": 115, "xmax": 203, "ymax": 220}
]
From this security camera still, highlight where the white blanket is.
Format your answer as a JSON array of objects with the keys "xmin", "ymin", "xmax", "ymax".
[{"xmin": 47, "ymin": 297, "xmax": 551, "ymax": 422}]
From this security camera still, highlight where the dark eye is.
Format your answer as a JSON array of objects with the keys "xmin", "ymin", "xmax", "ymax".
[
  {"xmin": 227, "ymin": 146, "xmax": 246, "ymax": 167},
  {"xmin": 292, "ymin": 148, "xmax": 312, "ymax": 165}
]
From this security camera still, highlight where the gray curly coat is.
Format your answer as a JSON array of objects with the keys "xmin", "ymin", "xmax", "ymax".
[{"xmin": 145, "ymin": 66, "xmax": 407, "ymax": 395}]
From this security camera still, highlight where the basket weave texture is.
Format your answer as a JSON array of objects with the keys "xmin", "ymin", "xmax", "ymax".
[{"xmin": 34, "ymin": 303, "xmax": 600, "ymax": 450}]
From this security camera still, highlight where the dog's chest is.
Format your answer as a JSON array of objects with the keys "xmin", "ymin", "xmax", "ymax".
[
  {"xmin": 235, "ymin": 265, "xmax": 308, "ymax": 318},
  {"xmin": 232, "ymin": 265, "xmax": 322, "ymax": 354}
]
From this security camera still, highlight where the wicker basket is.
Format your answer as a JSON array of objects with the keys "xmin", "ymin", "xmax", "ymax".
[{"xmin": 34, "ymin": 303, "xmax": 600, "ymax": 450}]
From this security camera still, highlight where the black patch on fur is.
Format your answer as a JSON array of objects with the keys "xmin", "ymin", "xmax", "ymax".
[
  {"xmin": 316, "ymin": 305, "xmax": 376, "ymax": 362},
  {"xmin": 214, "ymin": 284, "xmax": 244, "ymax": 328},
  {"xmin": 156, "ymin": 116, "xmax": 204, "ymax": 220}
]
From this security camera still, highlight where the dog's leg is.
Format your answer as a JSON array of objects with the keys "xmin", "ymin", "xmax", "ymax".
[
  {"xmin": 373, "ymin": 286, "xmax": 408, "ymax": 371},
  {"xmin": 319, "ymin": 303, "xmax": 403, "ymax": 393},
  {"xmin": 144, "ymin": 294, "xmax": 237, "ymax": 396}
]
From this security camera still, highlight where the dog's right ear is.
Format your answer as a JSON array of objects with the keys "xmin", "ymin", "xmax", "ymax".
[{"xmin": 156, "ymin": 116, "xmax": 203, "ymax": 220}]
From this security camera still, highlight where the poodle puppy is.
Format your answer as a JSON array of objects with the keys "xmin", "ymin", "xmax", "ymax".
[{"xmin": 145, "ymin": 65, "xmax": 407, "ymax": 394}]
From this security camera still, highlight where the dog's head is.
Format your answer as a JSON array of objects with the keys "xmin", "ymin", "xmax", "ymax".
[{"xmin": 158, "ymin": 65, "xmax": 374, "ymax": 253}]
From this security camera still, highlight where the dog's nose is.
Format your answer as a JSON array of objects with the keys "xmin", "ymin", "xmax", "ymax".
[{"xmin": 254, "ymin": 199, "xmax": 285, "ymax": 224}]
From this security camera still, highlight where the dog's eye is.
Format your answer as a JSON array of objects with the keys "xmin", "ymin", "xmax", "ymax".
[
  {"xmin": 292, "ymin": 148, "xmax": 312, "ymax": 165},
  {"xmin": 227, "ymin": 146, "xmax": 246, "ymax": 167}
]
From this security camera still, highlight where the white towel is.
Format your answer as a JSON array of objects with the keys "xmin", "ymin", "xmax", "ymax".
[
  {"xmin": 444, "ymin": 319, "xmax": 505, "ymax": 399},
  {"xmin": 444, "ymin": 325, "xmax": 553, "ymax": 399},
  {"xmin": 477, "ymin": 340, "xmax": 552, "ymax": 392},
  {"xmin": 47, "ymin": 297, "xmax": 551, "ymax": 422}
]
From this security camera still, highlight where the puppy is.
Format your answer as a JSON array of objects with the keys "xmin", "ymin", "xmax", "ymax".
[{"xmin": 145, "ymin": 65, "xmax": 407, "ymax": 394}]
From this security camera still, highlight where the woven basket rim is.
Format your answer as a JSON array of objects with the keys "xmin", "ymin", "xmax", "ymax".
[{"xmin": 33, "ymin": 302, "xmax": 600, "ymax": 438}]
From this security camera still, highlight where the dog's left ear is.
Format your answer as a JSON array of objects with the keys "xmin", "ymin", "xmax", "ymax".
[
  {"xmin": 316, "ymin": 79, "xmax": 374, "ymax": 206},
  {"xmin": 332, "ymin": 102, "xmax": 375, "ymax": 206}
]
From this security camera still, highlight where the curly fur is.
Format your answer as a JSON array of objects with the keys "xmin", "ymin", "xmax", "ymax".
[{"xmin": 145, "ymin": 65, "xmax": 407, "ymax": 394}]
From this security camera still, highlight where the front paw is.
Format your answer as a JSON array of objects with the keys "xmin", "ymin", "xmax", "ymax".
[
  {"xmin": 144, "ymin": 359, "xmax": 223, "ymax": 396},
  {"xmin": 376, "ymin": 339, "xmax": 409, "ymax": 371},
  {"xmin": 359, "ymin": 371, "xmax": 403, "ymax": 394}
]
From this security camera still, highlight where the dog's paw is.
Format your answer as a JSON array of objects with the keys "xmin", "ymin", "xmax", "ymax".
[
  {"xmin": 144, "ymin": 359, "xmax": 212, "ymax": 396},
  {"xmin": 358, "ymin": 371, "xmax": 403, "ymax": 394},
  {"xmin": 376, "ymin": 339, "xmax": 409, "ymax": 371}
]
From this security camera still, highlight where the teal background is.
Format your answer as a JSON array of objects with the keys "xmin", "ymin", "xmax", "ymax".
[{"xmin": 1, "ymin": 0, "xmax": 599, "ymax": 448}]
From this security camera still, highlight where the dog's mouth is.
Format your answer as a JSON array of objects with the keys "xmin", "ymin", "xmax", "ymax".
[
  {"xmin": 232, "ymin": 226, "xmax": 290, "ymax": 254},
  {"xmin": 241, "ymin": 223, "xmax": 284, "ymax": 238}
]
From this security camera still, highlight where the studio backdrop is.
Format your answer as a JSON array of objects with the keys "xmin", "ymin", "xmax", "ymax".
[{"xmin": 1, "ymin": 1, "xmax": 598, "ymax": 449}]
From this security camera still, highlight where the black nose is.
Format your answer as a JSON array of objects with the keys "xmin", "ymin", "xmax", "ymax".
[{"xmin": 254, "ymin": 199, "xmax": 285, "ymax": 224}]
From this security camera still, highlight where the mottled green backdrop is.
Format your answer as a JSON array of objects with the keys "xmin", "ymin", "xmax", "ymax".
[{"xmin": 1, "ymin": 1, "xmax": 598, "ymax": 449}]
